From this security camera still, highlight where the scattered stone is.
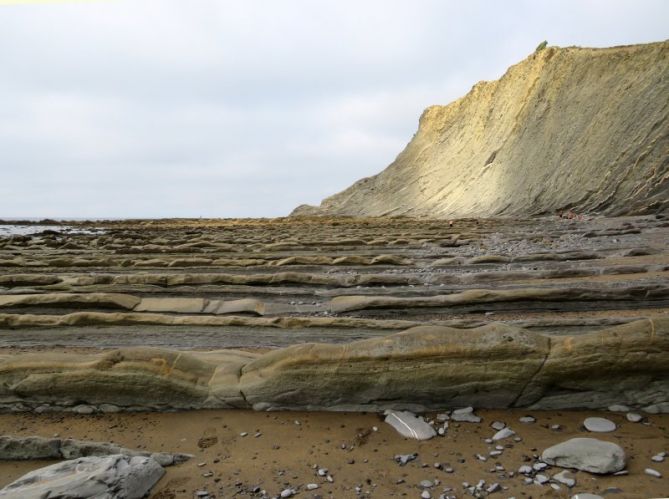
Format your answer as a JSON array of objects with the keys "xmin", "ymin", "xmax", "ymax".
[
  {"xmin": 450, "ymin": 407, "xmax": 481, "ymax": 423},
  {"xmin": 553, "ymin": 470, "xmax": 576, "ymax": 487},
  {"xmin": 535, "ymin": 474, "xmax": 549, "ymax": 484},
  {"xmin": 421, "ymin": 490, "xmax": 431, "ymax": 499},
  {"xmin": 541, "ymin": 438, "xmax": 626, "ymax": 474},
  {"xmin": 626, "ymin": 412, "xmax": 643, "ymax": 423},
  {"xmin": 518, "ymin": 465, "xmax": 532, "ymax": 474},
  {"xmin": 533, "ymin": 462, "xmax": 548, "ymax": 471},
  {"xmin": 395, "ymin": 453, "xmax": 417, "ymax": 466},
  {"xmin": 492, "ymin": 428, "xmax": 515, "ymax": 441},
  {"xmin": 607, "ymin": 404, "xmax": 630, "ymax": 412},
  {"xmin": 486, "ymin": 482, "xmax": 501, "ymax": 493},
  {"xmin": 644, "ymin": 468, "xmax": 662, "ymax": 478},
  {"xmin": 651, "ymin": 452, "xmax": 665, "ymax": 463},
  {"xmin": 519, "ymin": 416, "xmax": 536, "ymax": 424},
  {"xmin": 583, "ymin": 417, "xmax": 616, "ymax": 433},
  {"xmin": 490, "ymin": 421, "xmax": 506, "ymax": 431},
  {"xmin": 0, "ymin": 455, "xmax": 164, "ymax": 498},
  {"xmin": 571, "ymin": 495, "xmax": 604, "ymax": 499},
  {"xmin": 280, "ymin": 488, "xmax": 295, "ymax": 498},
  {"xmin": 384, "ymin": 410, "xmax": 436, "ymax": 440}
]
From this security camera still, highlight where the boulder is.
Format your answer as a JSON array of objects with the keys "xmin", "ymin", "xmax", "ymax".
[
  {"xmin": 0, "ymin": 454, "xmax": 164, "ymax": 498},
  {"xmin": 541, "ymin": 438, "xmax": 626, "ymax": 474}
]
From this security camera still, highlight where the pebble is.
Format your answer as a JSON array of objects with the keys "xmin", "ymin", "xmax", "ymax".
[
  {"xmin": 239, "ymin": 432, "xmax": 248, "ymax": 437},
  {"xmin": 317, "ymin": 468, "xmax": 328, "ymax": 476},
  {"xmin": 535, "ymin": 474, "xmax": 549, "ymax": 484},
  {"xmin": 486, "ymin": 482, "xmax": 501, "ymax": 494},
  {"xmin": 571, "ymin": 495, "xmax": 604, "ymax": 499},
  {"xmin": 626, "ymin": 412, "xmax": 643, "ymax": 423},
  {"xmin": 583, "ymin": 417, "xmax": 616, "ymax": 433},
  {"xmin": 644, "ymin": 468, "xmax": 662, "ymax": 478},
  {"xmin": 490, "ymin": 421, "xmax": 506, "ymax": 431},
  {"xmin": 533, "ymin": 462, "xmax": 548, "ymax": 471},
  {"xmin": 519, "ymin": 416, "xmax": 536, "ymax": 424},
  {"xmin": 518, "ymin": 465, "xmax": 532, "ymax": 474},
  {"xmin": 607, "ymin": 404, "xmax": 630, "ymax": 412},
  {"xmin": 395, "ymin": 453, "xmax": 417, "ymax": 466},
  {"xmin": 306, "ymin": 483, "xmax": 319, "ymax": 490},
  {"xmin": 651, "ymin": 452, "xmax": 665, "ymax": 463},
  {"xmin": 489, "ymin": 450, "xmax": 502, "ymax": 457},
  {"xmin": 421, "ymin": 491, "xmax": 431, "ymax": 499},
  {"xmin": 553, "ymin": 470, "xmax": 576, "ymax": 487},
  {"xmin": 280, "ymin": 489, "xmax": 295, "ymax": 498}
]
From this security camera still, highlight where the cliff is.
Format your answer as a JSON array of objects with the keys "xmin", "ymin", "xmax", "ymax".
[{"xmin": 293, "ymin": 41, "xmax": 669, "ymax": 218}]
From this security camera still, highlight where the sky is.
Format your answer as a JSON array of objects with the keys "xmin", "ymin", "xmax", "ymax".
[{"xmin": 0, "ymin": 0, "xmax": 667, "ymax": 218}]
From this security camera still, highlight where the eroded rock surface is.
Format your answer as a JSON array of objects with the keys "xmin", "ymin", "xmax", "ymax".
[{"xmin": 0, "ymin": 319, "xmax": 666, "ymax": 412}]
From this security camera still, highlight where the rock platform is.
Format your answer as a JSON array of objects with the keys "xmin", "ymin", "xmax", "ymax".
[{"xmin": 0, "ymin": 215, "xmax": 667, "ymax": 412}]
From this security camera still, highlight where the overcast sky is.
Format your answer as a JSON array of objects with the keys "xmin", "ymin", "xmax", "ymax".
[{"xmin": 0, "ymin": 0, "xmax": 667, "ymax": 218}]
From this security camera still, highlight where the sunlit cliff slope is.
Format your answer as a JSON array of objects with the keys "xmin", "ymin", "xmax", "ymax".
[{"xmin": 293, "ymin": 41, "xmax": 669, "ymax": 217}]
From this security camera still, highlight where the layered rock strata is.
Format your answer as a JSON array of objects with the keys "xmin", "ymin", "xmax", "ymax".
[{"xmin": 0, "ymin": 319, "xmax": 666, "ymax": 413}]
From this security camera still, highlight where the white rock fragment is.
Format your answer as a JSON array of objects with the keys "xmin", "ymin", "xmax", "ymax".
[
  {"xmin": 384, "ymin": 410, "xmax": 436, "ymax": 440},
  {"xmin": 534, "ymin": 474, "xmax": 549, "ymax": 484},
  {"xmin": 492, "ymin": 427, "xmax": 515, "ymax": 441},
  {"xmin": 518, "ymin": 465, "xmax": 532, "ymax": 474},
  {"xmin": 450, "ymin": 407, "xmax": 481, "ymax": 423},
  {"xmin": 650, "ymin": 452, "xmax": 665, "ymax": 463},
  {"xmin": 490, "ymin": 421, "xmax": 506, "ymax": 431},
  {"xmin": 644, "ymin": 468, "xmax": 662, "ymax": 478},
  {"xmin": 519, "ymin": 416, "xmax": 536, "ymax": 424},
  {"xmin": 607, "ymin": 404, "xmax": 630, "ymax": 412},
  {"xmin": 626, "ymin": 412, "xmax": 643, "ymax": 423},
  {"xmin": 552, "ymin": 470, "xmax": 576, "ymax": 487},
  {"xmin": 571, "ymin": 495, "xmax": 603, "ymax": 499}
]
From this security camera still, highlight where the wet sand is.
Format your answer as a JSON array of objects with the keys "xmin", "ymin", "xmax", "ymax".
[{"xmin": 0, "ymin": 409, "xmax": 668, "ymax": 498}]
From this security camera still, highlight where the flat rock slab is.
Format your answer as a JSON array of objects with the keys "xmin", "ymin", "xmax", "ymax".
[
  {"xmin": 541, "ymin": 437, "xmax": 626, "ymax": 474},
  {"xmin": 384, "ymin": 410, "xmax": 436, "ymax": 440},
  {"xmin": 0, "ymin": 454, "xmax": 164, "ymax": 499},
  {"xmin": 0, "ymin": 436, "xmax": 191, "ymax": 466},
  {"xmin": 583, "ymin": 417, "xmax": 617, "ymax": 433}
]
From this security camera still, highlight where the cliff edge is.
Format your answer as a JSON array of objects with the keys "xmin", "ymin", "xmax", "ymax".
[{"xmin": 293, "ymin": 41, "xmax": 669, "ymax": 218}]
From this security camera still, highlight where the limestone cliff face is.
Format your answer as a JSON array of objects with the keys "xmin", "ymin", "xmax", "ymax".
[{"xmin": 293, "ymin": 41, "xmax": 669, "ymax": 218}]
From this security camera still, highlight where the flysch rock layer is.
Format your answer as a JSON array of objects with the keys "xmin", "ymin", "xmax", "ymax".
[
  {"xmin": 0, "ymin": 319, "xmax": 666, "ymax": 413},
  {"xmin": 293, "ymin": 41, "xmax": 669, "ymax": 218}
]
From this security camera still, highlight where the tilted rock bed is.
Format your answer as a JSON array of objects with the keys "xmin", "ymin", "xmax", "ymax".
[{"xmin": 0, "ymin": 319, "xmax": 667, "ymax": 413}]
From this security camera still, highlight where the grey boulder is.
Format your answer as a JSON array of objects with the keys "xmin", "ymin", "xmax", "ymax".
[
  {"xmin": 0, "ymin": 454, "xmax": 165, "ymax": 499},
  {"xmin": 542, "ymin": 438, "xmax": 625, "ymax": 474}
]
